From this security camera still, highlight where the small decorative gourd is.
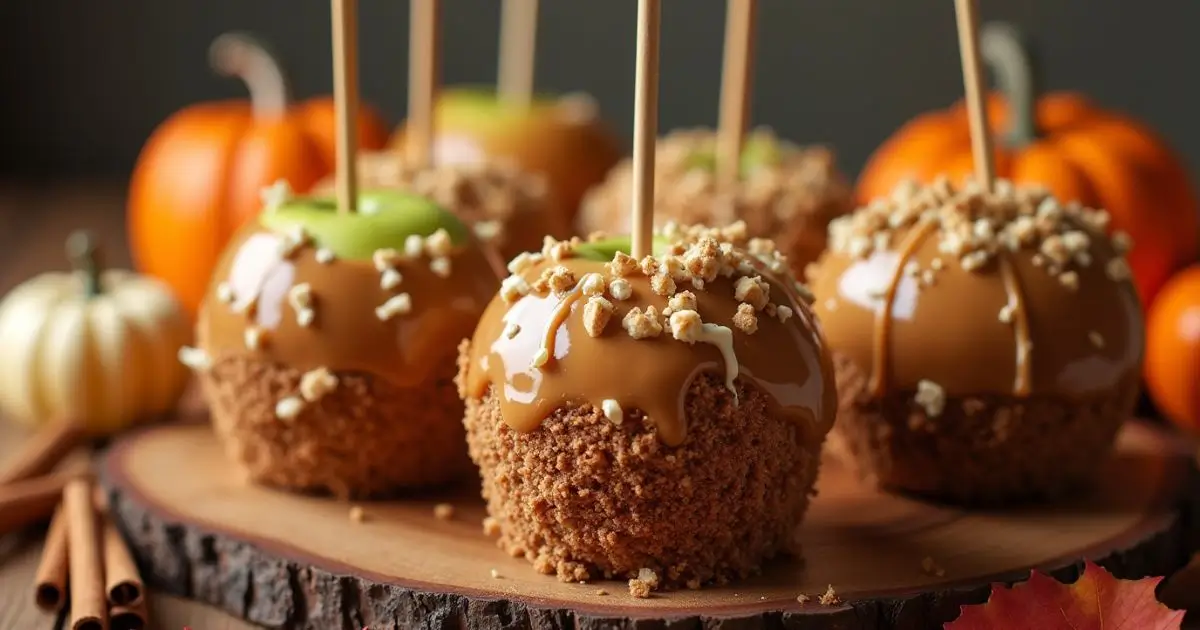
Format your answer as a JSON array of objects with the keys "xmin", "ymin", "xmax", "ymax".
[{"xmin": 0, "ymin": 232, "xmax": 192, "ymax": 435}]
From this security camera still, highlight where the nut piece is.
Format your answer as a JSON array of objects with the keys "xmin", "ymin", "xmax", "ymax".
[
  {"xmin": 608, "ymin": 278, "xmax": 633, "ymax": 301},
  {"xmin": 776, "ymin": 305, "xmax": 794, "ymax": 323},
  {"xmin": 500, "ymin": 274, "xmax": 531, "ymax": 303},
  {"xmin": 651, "ymin": 273, "xmax": 676, "ymax": 296},
  {"xmin": 668, "ymin": 291, "xmax": 697, "ymax": 313},
  {"xmin": 425, "ymin": 229, "xmax": 453, "ymax": 257},
  {"xmin": 583, "ymin": 296, "xmax": 614, "ymax": 337},
  {"xmin": 404, "ymin": 234, "xmax": 424, "ymax": 259},
  {"xmin": 473, "ymin": 220, "xmax": 502, "ymax": 242},
  {"xmin": 1106, "ymin": 257, "xmax": 1132, "ymax": 282},
  {"xmin": 300, "ymin": 367, "xmax": 338, "ymax": 402},
  {"xmin": 607, "ymin": 252, "xmax": 638, "ymax": 277},
  {"xmin": 275, "ymin": 396, "xmax": 305, "ymax": 421},
  {"xmin": 547, "ymin": 266, "xmax": 577, "ymax": 295},
  {"xmin": 380, "ymin": 268, "xmax": 403, "ymax": 290},
  {"xmin": 315, "ymin": 248, "xmax": 335, "ymax": 264},
  {"xmin": 375, "ymin": 293, "xmax": 413, "ymax": 321},
  {"xmin": 669, "ymin": 309, "xmax": 703, "ymax": 343},
  {"xmin": 733, "ymin": 276, "xmax": 770, "ymax": 310},
  {"xmin": 732, "ymin": 303, "xmax": 758, "ymax": 334},
  {"xmin": 601, "ymin": 399, "xmax": 623, "ymax": 425},
  {"xmin": 622, "ymin": 306, "xmax": 663, "ymax": 339},
  {"xmin": 580, "ymin": 272, "xmax": 606, "ymax": 296},
  {"xmin": 244, "ymin": 327, "xmax": 264, "ymax": 351},
  {"xmin": 178, "ymin": 346, "xmax": 211, "ymax": 371},
  {"xmin": 373, "ymin": 248, "xmax": 400, "ymax": 272},
  {"xmin": 287, "ymin": 283, "xmax": 315, "ymax": 326},
  {"xmin": 914, "ymin": 380, "xmax": 946, "ymax": 418},
  {"xmin": 277, "ymin": 225, "xmax": 311, "ymax": 258},
  {"xmin": 507, "ymin": 252, "xmax": 537, "ymax": 274},
  {"xmin": 819, "ymin": 585, "xmax": 841, "ymax": 606},
  {"xmin": 216, "ymin": 282, "xmax": 236, "ymax": 304},
  {"xmin": 504, "ymin": 322, "xmax": 521, "ymax": 339},
  {"xmin": 430, "ymin": 257, "xmax": 452, "ymax": 278}
]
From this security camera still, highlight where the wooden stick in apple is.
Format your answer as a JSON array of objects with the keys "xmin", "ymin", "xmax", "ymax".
[
  {"xmin": 630, "ymin": 0, "xmax": 662, "ymax": 260},
  {"xmin": 717, "ymin": 0, "xmax": 758, "ymax": 190},
  {"xmin": 953, "ymin": 0, "xmax": 995, "ymax": 192},
  {"xmin": 331, "ymin": 0, "xmax": 360, "ymax": 214},
  {"xmin": 407, "ymin": 0, "xmax": 442, "ymax": 168},
  {"xmin": 498, "ymin": 0, "xmax": 538, "ymax": 108}
]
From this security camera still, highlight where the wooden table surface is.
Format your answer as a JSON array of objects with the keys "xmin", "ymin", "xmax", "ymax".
[
  {"xmin": 1, "ymin": 181, "xmax": 1198, "ymax": 630},
  {"xmin": 0, "ymin": 181, "xmax": 255, "ymax": 629}
]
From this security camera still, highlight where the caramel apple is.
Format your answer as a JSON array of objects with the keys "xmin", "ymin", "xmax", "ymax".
[
  {"xmin": 391, "ymin": 88, "xmax": 623, "ymax": 226},
  {"xmin": 810, "ymin": 178, "xmax": 1144, "ymax": 505},
  {"xmin": 313, "ymin": 154, "xmax": 558, "ymax": 262},
  {"xmin": 458, "ymin": 224, "xmax": 837, "ymax": 587},
  {"xmin": 182, "ymin": 187, "xmax": 499, "ymax": 498},
  {"xmin": 577, "ymin": 128, "xmax": 853, "ymax": 274}
]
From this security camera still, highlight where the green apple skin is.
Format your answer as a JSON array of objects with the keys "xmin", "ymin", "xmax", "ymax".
[
  {"xmin": 572, "ymin": 235, "xmax": 670, "ymax": 262},
  {"xmin": 390, "ymin": 86, "xmax": 624, "ymax": 226},
  {"xmin": 259, "ymin": 190, "xmax": 470, "ymax": 261},
  {"xmin": 684, "ymin": 133, "xmax": 785, "ymax": 177}
]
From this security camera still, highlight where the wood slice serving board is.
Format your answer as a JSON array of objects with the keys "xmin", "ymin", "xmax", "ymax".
[{"xmin": 98, "ymin": 420, "xmax": 1200, "ymax": 630}]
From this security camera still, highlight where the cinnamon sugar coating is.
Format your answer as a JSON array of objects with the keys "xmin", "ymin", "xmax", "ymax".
[
  {"xmin": 203, "ymin": 357, "xmax": 470, "ymax": 498},
  {"xmin": 577, "ymin": 129, "xmax": 853, "ymax": 274},
  {"xmin": 314, "ymin": 153, "xmax": 564, "ymax": 259},
  {"xmin": 827, "ymin": 353, "xmax": 1136, "ymax": 505},
  {"xmin": 461, "ymin": 372, "xmax": 823, "ymax": 587}
]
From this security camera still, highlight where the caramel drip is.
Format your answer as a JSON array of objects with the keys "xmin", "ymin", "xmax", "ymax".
[
  {"xmin": 198, "ymin": 221, "xmax": 498, "ymax": 386},
  {"xmin": 465, "ymin": 258, "xmax": 836, "ymax": 447},
  {"xmin": 542, "ymin": 288, "xmax": 584, "ymax": 363},
  {"xmin": 870, "ymin": 221, "xmax": 939, "ymax": 397},
  {"xmin": 997, "ymin": 252, "xmax": 1032, "ymax": 396}
]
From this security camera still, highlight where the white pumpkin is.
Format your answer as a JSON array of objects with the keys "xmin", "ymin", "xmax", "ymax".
[{"xmin": 0, "ymin": 232, "xmax": 192, "ymax": 435}]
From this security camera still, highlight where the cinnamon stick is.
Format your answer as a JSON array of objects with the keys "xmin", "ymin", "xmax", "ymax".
[
  {"xmin": 0, "ymin": 474, "xmax": 69, "ymax": 536},
  {"xmin": 102, "ymin": 516, "xmax": 143, "ymax": 607},
  {"xmin": 33, "ymin": 505, "xmax": 69, "ymax": 612},
  {"xmin": 109, "ymin": 600, "xmax": 148, "ymax": 630},
  {"xmin": 65, "ymin": 478, "xmax": 107, "ymax": 630},
  {"xmin": 0, "ymin": 421, "xmax": 83, "ymax": 485}
]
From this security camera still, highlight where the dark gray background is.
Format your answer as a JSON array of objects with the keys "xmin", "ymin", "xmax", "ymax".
[{"xmin": 1, "ymin": 0, "xmax": 1197, "ymax": 182}]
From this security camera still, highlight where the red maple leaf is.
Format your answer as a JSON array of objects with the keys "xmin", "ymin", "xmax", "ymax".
[{"xmin": 945, "ymin": 560, "xmax": 1184, "ymax": 630}]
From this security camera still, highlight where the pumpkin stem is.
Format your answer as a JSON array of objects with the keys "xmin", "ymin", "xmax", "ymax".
[
  {"xmin": 66, "ymin": 231, "xmax": 103, "ymax": 298},
  {"xmin": 980, "ymin": 22, "xmax": 1041, "ymax": 148},
  {"xmin": 209, "ymin": 32, "xmax": 291, "ymax": 119}
]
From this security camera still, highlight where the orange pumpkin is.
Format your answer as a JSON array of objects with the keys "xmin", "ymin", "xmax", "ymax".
[
  {"xmin": 128, "ymin": 33, "xmax": 390, "ymax": 317},
  {"xmin": 857, "ymin": 23, "xmax": 1198, "ymax": 308},
  {"xmin": 1145, "ymin": 266, "xmax": 1200, "ymax": 432}
]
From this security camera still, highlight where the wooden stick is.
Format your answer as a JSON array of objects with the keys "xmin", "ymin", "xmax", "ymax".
[
  {"xmin": 33, "ymin": 505, "xmax": 70, "ymax": 612},
  {"xmin": 407, "ymin": 0, "xmax": 442, "ymax": 168},
  {"xmin": 0, "ymin": 421, "xmax": 83, "ymax": 485},
  {"xmin": 331, "ymin": 0, "xmax": 360, "ymax": 214},
  {"xmin": 630, "ymin": 0, "xmax": 662, "ymax": 260},
  {"xmin": 109, "ymin": 601, "xmax": 148, "ymax": 630},
  {"xmin": 65, "ymin": 478, "xmax": 106, "ymax": 630},
  {"xmin": 102, "ymin": 517, "xmax": 143, "ymax": 608},
  {"xmin": 498, "ymin": 0, "xmax": 538, "ymax": 108},
  {"xmin": 717, "ymin": 0, "xmax": 758, "ymax": 189},
  {"xmin": 953, "ymin": 0, "xmax": 994, "ymax": 192},
  {"xmin": 0, "ymin": 474, "xmax": 69, "ymax": 536}
]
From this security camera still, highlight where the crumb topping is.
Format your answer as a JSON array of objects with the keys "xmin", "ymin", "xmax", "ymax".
[
  {"xmin": 915, "ymin": 379, "xmax": 946, "ymax": 417},
  {"xmin": 178, "ymin": 346, "xmax": 211, "ymax": 371},
  {"xmin": 829, "ymin": 178, "xmax": 1134, "ymax": 291},
  {"xmin": 601, "ymin": 399, "xmax": 623, "ymax": 424},
  {"xmin": 287, "ymin": 283, "xmax": 315, "ymax": 327},
  {"xmin": 314, "ymin": 248, "xmax": 335, "ymax": 264},
  {"xmin": 299, "ymin": 367, "xmax": 338, "ymax": 402},
  {"xmin": 275, "ymin": 396, "xmax": 304, "ymax": 421},
  {"xmin": 494, "ymin": 225, "xmax": 817, "ymax": 407},
  {"xmin": 375, "ymin": 293, "xmax": 413, "ymax": 321}
]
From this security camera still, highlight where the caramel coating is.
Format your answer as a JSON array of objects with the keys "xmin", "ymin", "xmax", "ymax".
[
  {"xmin": 198, "ymin": 219, "xmax": 498, "ymax": 388},
  {"xmin": 809, "ymin": 179, "xmax": 1143, "ymax": 401},
  {"xmin": 462, "ymin": 229, "xmax": 837, "ymax": 447}
]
